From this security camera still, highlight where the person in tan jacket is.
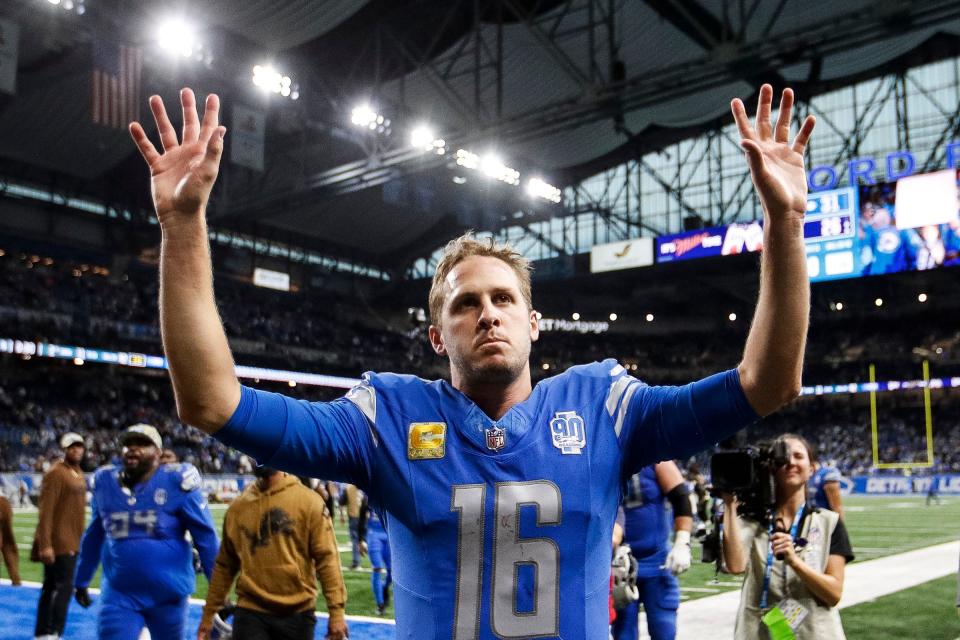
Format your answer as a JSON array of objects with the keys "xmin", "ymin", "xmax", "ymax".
[
  {"xmin": 198, "ymin": 467, "xmax": 348, "ymax": 640},
  {"xmin": 0, "ymin": 494, "xmax": 21, "ymax": 586},
  {"xmin": 32, "ymin": 432, "xmax": 87, "ymax": 640}
]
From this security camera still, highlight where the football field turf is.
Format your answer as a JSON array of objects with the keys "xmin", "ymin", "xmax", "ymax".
[{"xmin": 3, "ymin": 495, "xmax": 959, "ymax": 638}]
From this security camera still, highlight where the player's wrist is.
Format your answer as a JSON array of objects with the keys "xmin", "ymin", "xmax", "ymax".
[{"xmin": 674, "ymin": 530, "xmax": 691, "ymax": 547}]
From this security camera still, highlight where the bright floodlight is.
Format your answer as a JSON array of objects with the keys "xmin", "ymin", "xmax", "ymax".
[
  {"xmin": 645, "ymin": 313, "xmax": 654, "ymax": 322},
  {"xmin": 874, "ymin": 298, "xmax": 883, "ymax": 307},
  {"xmin": 252, "ymin": 65, "xmax": 297, "ymax": 99},
  {"xmin": 527, "ymin": 177, "xmax": 562, "ymax": 203},
  {"xmin": 480, "ymin": 154, "xmax": 520, "ymax": 185},
  {"xmin": 157, "ymin": 18, "xmax": 198, "ymax": 58},
  {"xmin": 728, "ymin": 312, "xmax": 737, "ymax": 321},
  {"xmin": 918, "ymin": 293, "xmax": 928, "ymax": 302},
  {"xmin": 410, "ymin": 126, "xmax": 435, "ymax": 150},
  {"xmin": 571, "ymin": 312, "xmax": 580, "ymax": 321},
  {"xmin": 351, "ymin": 104, "xmax": 378, "ymax": 127},
  {"xmin": 835, "ymin": 302, "xmax": 843, "ymax": 311},
  {"xmin": 609, "ymin": 313, "xmax": 617, "ymax": 321}
]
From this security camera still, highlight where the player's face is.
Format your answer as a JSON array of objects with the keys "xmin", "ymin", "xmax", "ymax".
[
  {"xmin": 122, "ymin": 440, "xmax": 159, "ymax": 477},
  {"xmin": 64, "ymin": 443, "xmax": 84, "ymax": 465},
  {"xmin": 775, "ymin": 438, "xmax": 812, "ymax": 491},
  {"xmin": 429, "ymin": 255, "xmax": 539, "ymax": 387}
]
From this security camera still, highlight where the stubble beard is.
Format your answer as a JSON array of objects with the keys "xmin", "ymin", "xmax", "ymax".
[{"xmin": 450, "ymin": 342, "xmax": 530, "ymax": 388}]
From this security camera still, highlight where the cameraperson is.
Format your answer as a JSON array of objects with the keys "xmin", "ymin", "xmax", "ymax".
[{"xmin": 721, "ymin": 434, "xmax": 854, "ymax": 639}]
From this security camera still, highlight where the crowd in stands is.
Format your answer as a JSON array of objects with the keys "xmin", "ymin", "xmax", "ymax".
[{"xmin": 2, "ymin": 246, "xmax": 959, "ymax": 481}]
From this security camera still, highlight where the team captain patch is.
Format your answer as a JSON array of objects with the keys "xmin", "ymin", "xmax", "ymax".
[{"xmin": 408, "ymin": 422, "xmax": 446, "ymax": 460}]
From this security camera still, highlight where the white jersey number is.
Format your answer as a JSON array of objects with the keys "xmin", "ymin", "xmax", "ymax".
[{"xmin": 451, "ymin": 481, "xmax": 561, "ymax": 639}]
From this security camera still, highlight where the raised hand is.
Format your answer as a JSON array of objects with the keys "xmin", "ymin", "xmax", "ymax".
[
  {"xmin": 129, "ymin": 89, "xmax": 226, "ymax": 226},
  {"xmin": 731, "ymin": 85, "xmax": 815, "ymax": 221}
]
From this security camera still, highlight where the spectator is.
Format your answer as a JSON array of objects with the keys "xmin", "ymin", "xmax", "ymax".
[
  {"xmin": 0, "ymin": 494, "xmax": 21, "ymax": 586},
  {"xmin": 198, "ymin": 466, "xmax": 347, "ymax": 640},
  {"xmin": 32, "ymin": 432, "xmax": 86, "ymax": 640}
]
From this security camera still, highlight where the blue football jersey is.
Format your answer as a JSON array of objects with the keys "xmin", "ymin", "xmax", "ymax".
[
  {"xmin": 219, "ymin": 359, "xmax": 756, "ymax": 639},
  {"xmin": 75, "ymin": 463, "xmax": 219, "ymax": 608},
  {"xmin": 622, "ymin": 466, "xmax": 671, "ymax": 577},
  {"xmin": 808, "ymin": 466, "xmax": 842, "ymax": 511}
]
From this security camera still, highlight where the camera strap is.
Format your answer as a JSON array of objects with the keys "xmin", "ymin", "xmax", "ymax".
[{"xmin": 759, "ymin": 503, "xmax": 805, "ymax": 610}]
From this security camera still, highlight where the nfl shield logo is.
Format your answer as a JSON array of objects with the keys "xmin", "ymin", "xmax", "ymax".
[{"xmin": 485, "ymin": 426, "xmax": 506, "ymax": 451}]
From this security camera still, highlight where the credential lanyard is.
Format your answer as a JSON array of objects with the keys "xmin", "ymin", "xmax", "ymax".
[{"xmin": 759, "ymin": 504, "xmax": 805, "ymax": 610}]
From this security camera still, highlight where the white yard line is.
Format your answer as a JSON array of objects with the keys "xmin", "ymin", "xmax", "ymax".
[{"xmin": 671, "ymin": 540, "xmax": 960, "ymax": 639}]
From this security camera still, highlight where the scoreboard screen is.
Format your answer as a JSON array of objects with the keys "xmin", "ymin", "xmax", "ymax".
[{"xmin": 803, "ymin": 187, "xmax": 860, "ymax": 282}]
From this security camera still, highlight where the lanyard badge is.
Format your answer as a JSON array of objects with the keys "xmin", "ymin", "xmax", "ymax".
[{"xmin": 759, "ymin": 506, "xmax": 810, "ymax": 639}]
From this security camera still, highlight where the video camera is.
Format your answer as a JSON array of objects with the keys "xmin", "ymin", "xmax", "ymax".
[{"xmin": 709, "ymin": 440, "xmax": 790, "ymax": 523}]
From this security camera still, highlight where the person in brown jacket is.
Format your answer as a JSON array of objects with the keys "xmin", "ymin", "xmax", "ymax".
[
  {"xmin": 0, "ymin": 494, "xmax": 21, "ymax": 586},
  {"xmin": 32, "ymin": 432, "xmax": 87, "ymax": 640},
  {"xmin": 198, "ymin": 466, "xmax": 348, "ymax": 640}
]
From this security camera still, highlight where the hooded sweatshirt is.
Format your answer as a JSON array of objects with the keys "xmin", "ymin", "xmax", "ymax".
[{"xmin": 201, "ymin": 474, "xmax": 346, "ymax": 625}]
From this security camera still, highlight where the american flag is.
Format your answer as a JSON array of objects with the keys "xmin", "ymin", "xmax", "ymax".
[{"xmin": 91, "ymin": 42, "xmax": 142, "ymax": 129}]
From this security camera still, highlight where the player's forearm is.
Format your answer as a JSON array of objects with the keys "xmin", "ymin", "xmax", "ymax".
[
  {"xmin": 825, "ymin": 485, "xmax": 844, "ymax": 519},
  {"xmin": 160, "ymin": 217, "xmax": 240, "ymax": 432},
  {"xmin": 674, "ymin": 515, "xmax": 693, "ymax": 534},
  {"xmin": 738, "ymin": 217, "xmax": 808, "ymax": 416}
]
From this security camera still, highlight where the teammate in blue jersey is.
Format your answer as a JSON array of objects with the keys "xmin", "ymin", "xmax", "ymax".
[
  {"xmin": 360, "ymin": 497, "xmax": 393, "ymax": 615},
  {"xmin": 73, "ymin": 424, "xmax": 219, "ymax": 640},
  {"xmin": 612, "ymin": 462, "xmax": 693, "ymax": 640},
  {"xmin": 809, "ymin": 462, "xmax": 844, "ymax": 517},
  {"xmin": 130, "ymin": 83, "xmax": 816, "ymax": 638}
]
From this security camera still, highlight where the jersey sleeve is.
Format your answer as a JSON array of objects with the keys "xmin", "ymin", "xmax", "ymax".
[
  {"xmin": 215, "ymin": 384, "xmax": 376, "ymax": 487},
  {"xmin": 821, "ymin": 467, "xmax": 843, "ymax": 483},
  {"xmin": 615, "ymin": 368, "xmax": 758, "ymax": 476},
  {"xmin": 174, "ymin": 465, "xmax": 219, "ymax": 581},
  {"xmin": 75, "ymin": 486, "xmax": 105, "ymax": 589}
]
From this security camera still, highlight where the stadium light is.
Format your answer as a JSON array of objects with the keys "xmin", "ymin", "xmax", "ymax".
[
  {"xmin": 410, "ymin": 126, "xmax": 446, "ymax": 154},
  {"xmin": 874, "ymin": 297, "xmax": 883, "ymax": 307},
  {"xmin": 609, "ymin": 313, "xmax": 618, "ymax": 321},
  {"xmin": 572, "ymin": 312, "xmax": 580, "ymax": 320},
  {"xmin": 542, "ymin": 363, "xmax": 550, "ymax": 370},
  {"xmin": 252, "ymin": 65, "xmax": 299, "ymax": 100},
  {"xmin": 527, "ymin": 177, "xmax": 562, "ymax": 203},
  {"xmin": 46, "ymin": 0, "xmax": 84, "ymax": 9},
  {"xmin": 350, "ymin": 104, "xmax": 390, "ymax": 133},
  {"xmin": 728, "ymin": 312, "xmax": 737, "ymax": 321},
  {"xmin": 645, "ymin": 313, "xmax": 654, "ymax": 322},
  {"xmin": 456, "ymin": 150, "xmax": 519, "ymax": 185},
  {"xmin": 157, "ymin": 18, "xmax": 201, "ymax": 58},
  {"xmin": 918, "ymin": 293, "xmax": 928, "ymax": 303},
  {"xmin": 481, "ymin": 154, "xmax": 520, "ymax": 185},
  {"xmin": 835, "ymin": 302, "xmax": 843, "ymax": 311}
]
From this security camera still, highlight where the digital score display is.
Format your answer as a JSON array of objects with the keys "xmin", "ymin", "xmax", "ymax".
[{"xmin": 803, "ymin": 187, "xmax": 860, "ymax": 282}]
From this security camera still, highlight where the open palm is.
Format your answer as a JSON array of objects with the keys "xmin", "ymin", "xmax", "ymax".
[
  {"xmin": 732, "ymin": 85, "xmax": 816, "ymax": 220},
  {"xmin": 129, "ymin": 89, "xmax": 226, "ymax": 225}
]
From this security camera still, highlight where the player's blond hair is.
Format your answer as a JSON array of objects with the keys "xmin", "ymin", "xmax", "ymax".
[{"xmin": 428, "ymin": 232, "xmax": 533, "ymax": 327}]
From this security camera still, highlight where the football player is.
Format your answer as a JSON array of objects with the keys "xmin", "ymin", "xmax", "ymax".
[
  {"xmin": 130, "ymin": 83, "xmax": 815, "ymax": 638},
  {"xmin": 74, "ymin": 424, "xmax": 219, "ymax": 640},
  {"xmin": 808, "ymin": 459, "xmax": 844, "ymax": 518},
  {"xmin": 611, "ymin": 462, "xmax": 693, "ymax": 640}
]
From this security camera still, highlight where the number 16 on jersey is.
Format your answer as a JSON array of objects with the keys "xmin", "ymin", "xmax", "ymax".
[{"xmin": 451, "ymin": 481, "xmax": 562, "ymax": 639}]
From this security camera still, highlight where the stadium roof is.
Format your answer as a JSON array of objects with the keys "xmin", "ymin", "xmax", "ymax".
[{"xmin": 1, "ymin": 0, "xmax": 960, "ymax": 273}]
